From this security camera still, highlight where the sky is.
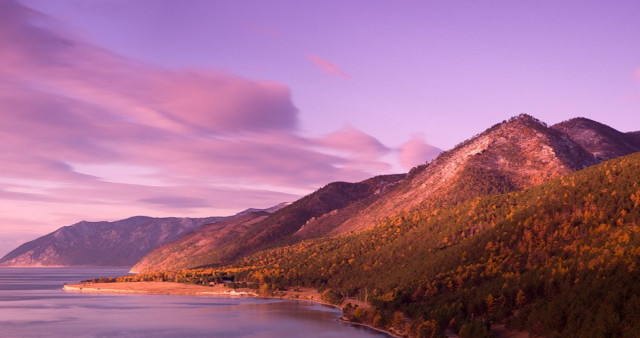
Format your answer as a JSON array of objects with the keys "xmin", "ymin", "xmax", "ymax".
[{"xmin": 1, "ymin": 0, "xmax": 640, "ymax": 256}]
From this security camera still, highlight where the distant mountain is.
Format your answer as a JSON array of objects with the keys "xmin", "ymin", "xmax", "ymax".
[
  {"xmin": 132, "ymin": 174, "xmax": 404, "ymax": 273},
  {"xmin": 0, "ymin": 216, "xmax": 222, "ymax": 267},
  {"xmin": 552, "ymin": 117, "xmax": 640, "ymax": 161}
]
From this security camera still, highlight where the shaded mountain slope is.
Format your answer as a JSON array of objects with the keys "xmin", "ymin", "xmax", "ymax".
[
  {"xmin": 626, "ymin": 131, "xmax": 640, "ymax": 147},
  {"xmin": 552, "ymin": 117, "xmax": 640, "ymax": 161},
  {"xmin": 0, "ymin": 216, "xmax": 221, "ymax": 267}
]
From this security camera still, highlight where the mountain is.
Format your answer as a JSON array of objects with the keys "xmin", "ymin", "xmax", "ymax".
[
  {"xmin": 552, "ymin": 117, "xmax": 640, "ymax": 161},
  {"xmin": 0, "ymin": 216, "xmax": 222, "ymax": 267},
  {"xmin": 129, "ymin": 152, "xmax": 640, "ymax": 337},
  {"xmin": 247, "ymin": 152, "xmax": 640, "ymax": 337},
  {"xmin": 133, "ymin": 114, "xmax": 615, "ymax": 273},
  {"xmin": 112, "ymin": 114, "xmax": 640, "ymax": 336},
  {"xmin": 132, "ymin": 174, "xmax": 405, "ymax": 273},
  {"xmin": 307, "ymin": 114, "xmax": 598, "ymax": 236}
]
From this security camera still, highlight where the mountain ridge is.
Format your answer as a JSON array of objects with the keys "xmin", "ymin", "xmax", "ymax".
[{"xmin": 0, "ymin": 216, "xmax": 224, "ymax": 267}]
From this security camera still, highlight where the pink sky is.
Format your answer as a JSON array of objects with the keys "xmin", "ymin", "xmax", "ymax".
[{"xmin": 1, "ymin": 0, "xmax": 639, "ymax": 256}]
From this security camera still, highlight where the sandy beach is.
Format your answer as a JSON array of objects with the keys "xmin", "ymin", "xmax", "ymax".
[{"xmin": 63, "ymin": 281, "xmax": 259, "ymax": 297}]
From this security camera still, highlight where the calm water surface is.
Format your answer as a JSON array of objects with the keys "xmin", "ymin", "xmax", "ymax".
[{"xmin": 0, "ymin": 267, "xmax": 386, "ymax": 337}]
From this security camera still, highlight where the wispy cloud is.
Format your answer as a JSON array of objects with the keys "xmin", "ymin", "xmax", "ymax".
[
  {"xmin": 307, "ymin": 53, "xmax": 351, "ymax": 79},
  {"xmin": 0, "ymin": 0, "xmax": 390, "ymax": 253}
]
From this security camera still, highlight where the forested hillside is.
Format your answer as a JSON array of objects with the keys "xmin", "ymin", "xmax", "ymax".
[{"xmin": 118, "ymin": 152, "xmax": 640, "ymax": 337}]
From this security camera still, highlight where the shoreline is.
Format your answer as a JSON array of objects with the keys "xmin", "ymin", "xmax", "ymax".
[
  {"xmin": 63, "ymin": 281, "xmax": 399, "ymax": 337},
  {"xmin": 337, "ymin": 318, "xmax": 402, "ymax": 338},
  {"xmin": 62, "ymin": 282, "xmax": 259, "ymax": 297}
]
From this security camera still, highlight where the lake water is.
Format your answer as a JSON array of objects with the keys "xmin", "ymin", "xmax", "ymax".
[{"xmin": 0, "ymin": 267, "xmax": 386, "ymax": 337}]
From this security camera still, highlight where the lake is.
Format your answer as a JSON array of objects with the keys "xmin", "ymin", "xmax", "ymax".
[{"xmin": 0, "ymin": 267, "xmax": 386, "ymax": 337}]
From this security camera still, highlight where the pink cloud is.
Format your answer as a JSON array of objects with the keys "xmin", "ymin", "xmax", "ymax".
[
  {"xmin": 634, "ymin": 67, "xmax": 640, "ymax": 83},
  {"xmin": 0, "ymin": 0, "xmax": 395, "ymax": 246},
  {"xmin": 307, "ymin": 53, "xmax": 351, "ymax": 79},
  {"xmin": 398, "ymin": 133, "xmax": 442, "ymax": 169},
  {"xmin": 314, "ymin": 126, "xmax": 392, "ymax": 175},
  {"xmin": 152, "ymin": 71, "xmax": 298, "ymax": 133},
  {"xmin": 0, "ymin": 1, "xmax": 298, "ymax": 137},
  {"xmin": 317, "ymin": 126, "xmax": 390, "ymax": 158}
]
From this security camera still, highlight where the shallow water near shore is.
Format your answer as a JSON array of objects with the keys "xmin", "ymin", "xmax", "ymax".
[{"xmin": 0, "ymin": 267, "xmax": 386, "ymax": 337}]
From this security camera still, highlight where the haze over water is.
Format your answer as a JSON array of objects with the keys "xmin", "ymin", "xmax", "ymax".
[{"xmin": 0, "ymin": 267, "xmax": 385, "ymax": 337}]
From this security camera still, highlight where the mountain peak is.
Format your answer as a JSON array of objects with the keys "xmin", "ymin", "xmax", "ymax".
[
  {"xmin": 554, "ymin": 116, "xmax": 611, "ymax": 130},
  {"xmin": 507, "ymin": 113, "xmax": 547, "ymax": 126},
  {"xmin": 492, "ymin": 114, "xmax": 550, "ymax": 136}
]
